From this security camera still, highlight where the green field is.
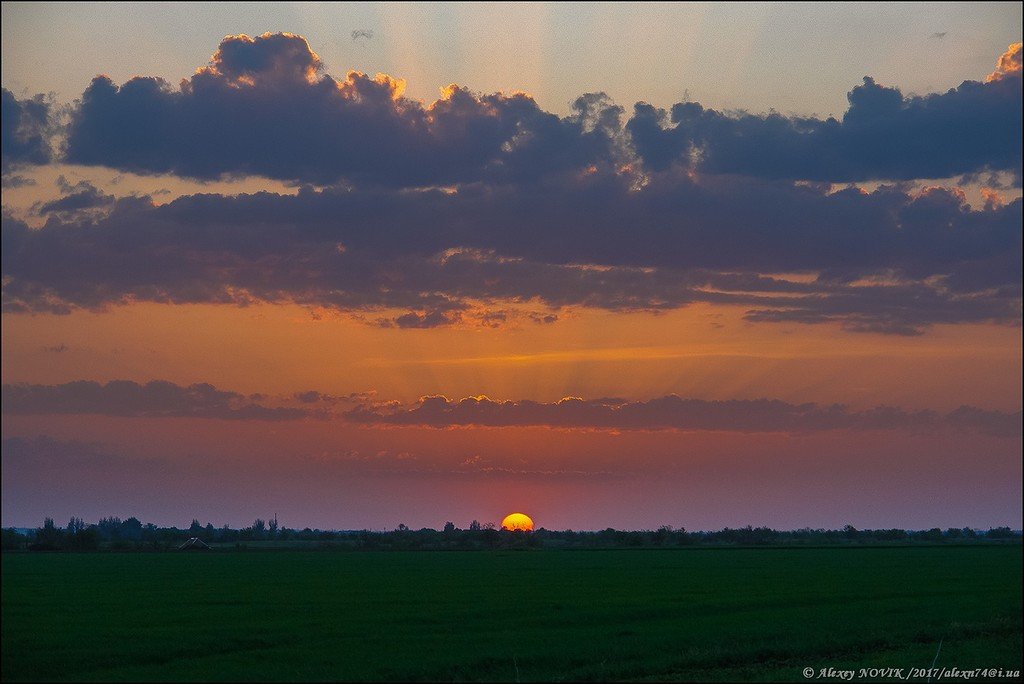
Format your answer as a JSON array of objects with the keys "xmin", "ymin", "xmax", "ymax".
[{"xmin": 2, "ymin": 546, "xmax": 1020, "ymax": 682}]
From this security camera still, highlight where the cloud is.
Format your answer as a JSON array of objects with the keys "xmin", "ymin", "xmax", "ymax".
[
  {"xmin": 345, "ymin": 394, "xmax": 1022, "ymax": 437},
  {"xmin": 35, "ymin": 177, "xmax": 115, "ymax": 217},
  {"xmin": 5, "ymin": 379, "xmax": 1018, "ymax": 437},
  {"xmin": 1, "ymin": 174, "xmax": 36, "ymax": 188},
  {"xmin": 56, "ymin": 35, "xmax": 1022, "ymax": 186},
  {"xmin": 64, "ymin": 33, "xmax": 622, "ymax": 187},
  {"xmin": 986, "ymin": 42, "xmax": 1022, "ymax": 83},
  {"xmin": 5, "ymin": 38, "xmax": 1021, "ymax": 335},
  {"xmin": 2, "ymin": 175, "xmax": 1019, "ymax": 333},
  {"xmin": 2, "ymin": 88, "xmax": 53, "ymax": 173},
  {"xmin": 1, "ymin": 380, "xmax": 314, "ymax": 421},
  {"xmin": 627, "ymin": 55, "xmax": 1021, "ymax": 182}
]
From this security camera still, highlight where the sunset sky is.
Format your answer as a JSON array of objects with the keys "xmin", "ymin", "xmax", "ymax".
[{"xmin": 2, "ymin": 2, "xmax": 1021, "ymax": 531}]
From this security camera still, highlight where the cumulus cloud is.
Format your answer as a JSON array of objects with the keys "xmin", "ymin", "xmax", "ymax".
[
  {"xmin": 986, "ymin": 42, "xmax": 1022, "ymax": 83},
  {"xmin": 627, "ymin": 54, "xmax": 1021, "ymax": 182},
  {"xmin": 345, "ymin": 394, "xmax": 1022, "ymax": 437},
  {"xmin": 54, "ymin": 35, "xmax": 1021, "ymax": 186},
  {"xmin": 64, "ymin": 33, "xmax": 622, "ymax": 186},
  {"xmin": 4, "ymin": 36, "xmax": 1021, "ymax": 335},
  {"xmin": 1, "ymin": 380, "xmax": 314, "ymax": 421},
  {"xmin": 2, "ymin": 88, "xmax": 54, "ymax": 173}
]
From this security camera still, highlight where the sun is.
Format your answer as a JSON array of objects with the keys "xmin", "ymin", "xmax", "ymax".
[{"xmin": 501, "ymin": 512, "xmax": 534, "ymax": 531}]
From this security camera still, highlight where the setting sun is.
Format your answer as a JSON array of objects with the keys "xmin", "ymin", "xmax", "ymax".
[{"xmin": 501, "ymin": 513, "xmax": 534, "ymax": 531}]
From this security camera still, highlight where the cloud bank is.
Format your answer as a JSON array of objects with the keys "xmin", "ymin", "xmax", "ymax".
[
  {"xmin": 57, "ymin": 35, "xmax": 1022, "ymax": 186},
  {"xmin": 2, "ymin": 177, "xmax": 1019, "ymax": 333},
  {"xmin": 3, "ymin": 380, "xmax": 1019, "ymax": 437},
  {"xmin": 2, "ymin": 35, "xmax": 1021, "ymax": 335},
  {"xmin": 1, "ymin": 380, "xmax": 310, "ymax": 421}
]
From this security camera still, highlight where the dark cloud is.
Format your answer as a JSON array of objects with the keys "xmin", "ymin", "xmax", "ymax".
[
  {"xmin": 35, "ymin": 177, "xmax": 115, "ymax": 216},
  {"xmin": 2, "ymin": 174, "xmax": 1018, "ymax": 333},
  {"xmin": 64, "ymin": 33, "xmax": 622, "ymax": 187},
  {"xmin": 1, "ymin": 174, "xmax": 36, "ymax": 188},
  {"xmin": 5, "ymin": 379, "xmax": 1018, "ymax": 437},
  {"xmin": 1, "ymin": 380, "xmax": 313, "ymax": 421},
  {"xmin": 627, "ymin": 60, "xmax": 1021, "ymax": 182},
  {"xmin": 2, "ymin": 88, "xmax": 53, "ymax": 173},
  {"xmin": 57, "ymin": 35, "xmax": 1022, "ymax": 186},
  {"xmin": 4, "ymin": 37, "xmax": 1021, "ymax": 335},
  {"xmin": 345, "ymin": 394, "xmax": 1022, "ymax": 437}
]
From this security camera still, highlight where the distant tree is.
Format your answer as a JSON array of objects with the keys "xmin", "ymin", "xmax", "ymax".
[
  {"xmin": 443, "ymin": 521, "xmax": 456, "ymax": 534},
  {"xmin": 68, "ymin": 525, "xmax": 100, "ymax": 551},
  {"xmin": 986, "ymin": 526, "xmax": 1015, "ymax": 539},
  {"xmin": 121, "ymin": 517, "xmax": 143, "ymax": 541},
  {"xmin": 2, "ymin": 528, "xmax": 26, "ymax": 551},
  {"xmin": 67, "ymin": 517, "xmax": 86, "ymax": 535},
  {"xmin": 396, "ymin": 523, "xmax": 409, "ymax": 532},
  {"xmin": 97, "ymin": 517, "xmax": 123, "ymax": 541},
  {"xmin": 189, "ymin": 519, "xmax": 203, "ymax": 536},
  {"xmin": 269, "ymin": 516, "xmax": 279, "ymax": 537},
  {"xmin": 469, "ymin": 520, "xmax": 481, "ymax": 531},
  {"xmin": 34, "ymin": 517, "xmax": 63, "ymax": 550}
]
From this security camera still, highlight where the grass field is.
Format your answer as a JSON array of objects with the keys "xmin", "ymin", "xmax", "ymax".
[{"xmin": 2, "ymin": 546, "xmax": 1020, "ymax": 682}]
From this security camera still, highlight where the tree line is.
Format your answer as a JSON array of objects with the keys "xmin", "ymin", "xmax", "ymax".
[{"xmin": 1, "ymin": 517, "xmax": 1019, "ymax": 552}]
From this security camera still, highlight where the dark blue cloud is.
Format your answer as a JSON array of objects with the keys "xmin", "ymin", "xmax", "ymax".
[
  {"xmin": 2, "ymin": 88, "xmax": 53, "ymax": 173},
  {"xmin": 1, "ymin": 174, "xmax": 1019, "ymax": 333},
  {"xmin": 35, "ymin": 177, "xmax": 115, "ymax": 217},
  {"xmin": 60, "ymin": 35, "xmax": 1022, "ymax": 186},
  {"xmin": 627, "ymin": 46, "xmax": 1022, "ymax": 183},
  {"xmin": 64, "ymin": 33, "xmax": 622, "ymax": 187}
]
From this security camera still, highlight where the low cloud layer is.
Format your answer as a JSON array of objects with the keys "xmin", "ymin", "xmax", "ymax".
[
  {"xmin": 2, "ymin": 175, "xmax": 1019, "ymax": 334},
  {"xmin": 3, "ymin": 380, "xmax": 1019, "ymax": 437},
  {"xmin": 346, "ymin": 394, "xmax": 1021, "ymax": 437},
  {"xmin": 1, "ymin": 380, "xmax": 310, "ymax": 421}
]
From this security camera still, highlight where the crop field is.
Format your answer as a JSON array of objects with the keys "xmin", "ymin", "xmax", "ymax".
[{"xmin": 2, "ymin": 546, "xmax": 1021, "ymax": 682}]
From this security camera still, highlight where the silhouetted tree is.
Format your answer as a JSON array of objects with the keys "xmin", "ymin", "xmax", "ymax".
[{"xmin": 2, "ymin": 528, "xmax": 26, "ymax": 551}]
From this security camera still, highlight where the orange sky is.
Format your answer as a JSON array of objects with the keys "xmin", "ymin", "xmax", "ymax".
[{"xmin": 3, "ymin": 302, "xmax": 1019, "ymax": 412}]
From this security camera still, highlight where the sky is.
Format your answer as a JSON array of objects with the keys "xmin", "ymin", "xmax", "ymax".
[{"xmin": 1, "ymin": 2, "xmax": 1021, "ymax": 531}]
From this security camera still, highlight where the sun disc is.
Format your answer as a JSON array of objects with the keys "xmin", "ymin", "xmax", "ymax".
[{"xmin": 501, "ymin": 512, "xmax": 534, "ymax": 531}]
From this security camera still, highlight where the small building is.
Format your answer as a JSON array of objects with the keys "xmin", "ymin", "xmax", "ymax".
[{"xmin": 178, "ymin": 537, "xmax": 212, "ymax": 551}]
